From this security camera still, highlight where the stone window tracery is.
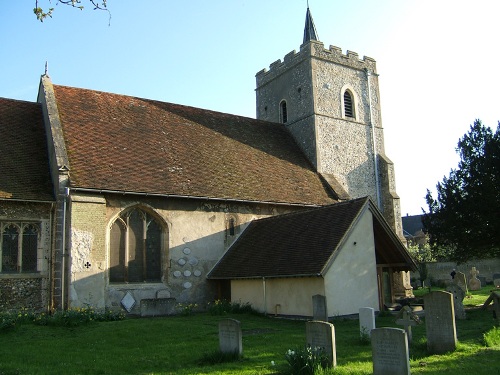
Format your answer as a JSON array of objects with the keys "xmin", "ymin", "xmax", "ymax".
[
  {"xmin": 0, "ymin": 222, "xmax": 39, "ymax": 273},
  {"xmin": 109, "ymin": 207, "xmax": 163, "ymax": 283}
]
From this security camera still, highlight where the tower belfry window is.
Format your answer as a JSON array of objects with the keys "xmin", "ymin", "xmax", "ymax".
[
  {"xmin": 343, "ymin": 90, "xmax": 355, "ymax": 118},
  {"xmin": 280, "ymin": 100, "xmax": 288, "ymax": 124}
]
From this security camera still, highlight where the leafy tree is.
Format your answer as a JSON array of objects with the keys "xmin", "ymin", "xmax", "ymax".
[
  {"xmin": 407, "ymin": 242, "xmax": 435, "ymax": 285},
  {"xmin": 34, "ymin": 0, "xmax": 108, "ymax": 22},
  {"xmin": 424, "ymin": 120, "xmax": 500, "ymax": 263}
]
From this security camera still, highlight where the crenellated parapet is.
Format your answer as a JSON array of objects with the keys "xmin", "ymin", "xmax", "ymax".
[{"xmin": 256, "ymin": 40, "xmax": 377, "ymax": 88}]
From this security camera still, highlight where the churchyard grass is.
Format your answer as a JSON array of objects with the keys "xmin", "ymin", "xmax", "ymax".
[{"xmin": 0, "ymin": 289, "xmax": 498, "ymax": 374}]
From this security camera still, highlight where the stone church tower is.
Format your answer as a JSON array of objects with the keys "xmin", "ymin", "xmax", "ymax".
[{"xmin": 256, "ymin": 7, "xmax": 403, "ymax": 239}]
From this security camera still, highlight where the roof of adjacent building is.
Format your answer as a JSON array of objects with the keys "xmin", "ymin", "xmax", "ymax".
[
  {"xmin": 0, "ymin": 98, "xmax": 54, "ymax": 202},
  {"xmin": 402, "ymin": 214, "xmax": 424, "ymax": 237},
  {"xmin": 208, "ymin": 197, "xmax": 416, "ymax": 280},
  {"xmin": 52, "ymin": 84, "xmax": 337, "ymax": 206}
]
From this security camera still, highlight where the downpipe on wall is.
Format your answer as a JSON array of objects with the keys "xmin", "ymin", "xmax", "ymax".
[{"xmin": 365, "ymin": 68, "xmax": 382, "ymax": 210}]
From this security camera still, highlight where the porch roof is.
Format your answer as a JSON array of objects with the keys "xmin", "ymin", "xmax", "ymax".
[{"xmin": 208, "ymin": 197, "xmax": 417, "ymax": 280}]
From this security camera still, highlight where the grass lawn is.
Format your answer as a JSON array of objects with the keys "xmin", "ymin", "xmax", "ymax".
[{"xmin": 0, "ymin": 287, "xmax": 499, "ymax": 374}]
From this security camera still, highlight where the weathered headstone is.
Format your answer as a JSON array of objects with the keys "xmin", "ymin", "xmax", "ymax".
[
  {"xmin": 306, "ymin": 321, "xmax": 336, "ymax": 367},
  {"xmin": 482, "ymin": 291, "xmax": 500, "ymax": 322},
  {"xmin": 454, "ymin": 271, "xmax": 468, "ymax": 293},
  {"xmin": 359, "ymin": 307, "xmax": 375, "ymax": 338},
  {"xmin": 423, "ymin": 291, "xmax": 457, "ymax": 354},
  {"xmin": 312, "ymin": 294, "xmax": 328, "ymax": 322},
  {"xmin": 395, "ymin": 306, "xmax": 419, "ymax": 343},
  {"xmin": 219, "ymin": 319, "xmax": 242, "ymax": 355},
  {"xmin": 468, "ymin": 267, "xmax": 481, "ymax": 291},
  {"xmin": 371, "ymin": 328, "xmax": 410, "ymax": 375},
  {"xmin": 445, "ymin": 284, "xmax": 466, "ymax": 319}
]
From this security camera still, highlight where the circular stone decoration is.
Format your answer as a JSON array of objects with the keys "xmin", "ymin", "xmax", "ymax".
[
  {"xmin": 178, "ymin": 258, "xmax": 186, "ymax": 266},
  {"xmin": 183, "ymin": 248, "xmax": 191, "ymax": 255},
  {"xmin": 183, "ymin": 282, "xmax": 192, "ymax": 289},
  {"xmin": 173, "ymin": 270, "xmax": 182, "ymax": 278},
  {"xmin": 183, "ymin": 270, "xmax": 192, "ymax": 277},
  {"xmin": 193, "ymin": 270, "xmax": 202, "ymax": 277}
]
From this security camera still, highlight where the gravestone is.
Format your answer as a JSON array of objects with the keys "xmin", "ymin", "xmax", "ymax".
[
  {"xmin": 482, "ymin": 291, "xmax": 500, "ymax": 323},
  {"xmin": 423, "ymin": 291, "xmax": 457, "ymax": 354},
  {"xmin": 312, "ymin": 294, "xmax": 328, "ymax": 322},
  {"xmin": 306, "ymin": 321, "xmax": 336, "ymax": 367},
  {"xmin": 359, "ymin": 307, "xmax": 375, "ymax": 338},
  {"xmin": 468, "ymin": 267, "xmax": 481, "ymax": 291},
  {"xmin": 395, "ymin": 305, "xmax": 419, "ymax": 343},
  {"xmin": 219, "ymin": 319, "xmax": 242, "ymax": 355},
  {"xmin": 454, "ymin": 271, "xmax": 468, "ymax": 293},
  {"xmin": 493, "ymin": 275, "xmax": 500, "ymax": 288},
  {"xmin": 445, "ymin": 284, "xmax": 466, "ymax": 319},
  {"xmin": 371, "ymin": 328, "xmax": 410, "ymax": 375}
]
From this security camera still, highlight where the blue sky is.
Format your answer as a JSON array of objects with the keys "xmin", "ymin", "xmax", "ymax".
[{"xmin": 1, "ymin": 1, "xmax": 499, "ymax": 215}]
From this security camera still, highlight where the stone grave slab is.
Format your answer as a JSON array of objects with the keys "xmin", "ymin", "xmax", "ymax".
[
  {"xmin": 424, "ymin": 291, "xmax": 457, "ymax": 354},
  {"xmin": 371, "ymin": 327, "xmax": 410, "ymax": 375},
  {"xmin": 445, "ymin": 284, "xmax": 466, "ymax": 319},
  {"xmin": 140, "ymin": 298, "xmax": 177, "ymax": 317},
  {"xmin": 468, "ymin": 267, "xmax": 481, "ymax": 291},
  {"xmin": 312, "ymin": 294, "xmax": 328, "ymax": 322},
  {"xmin": 306, "ymin": 321, "xmax": 336, "ymax": 367},
  {"xmin": 359, "ymin": 307, "xmax": 375, "ymax": 338},
  {"xmin": 219, "ymin": 319, "xmax": 242, "ymax": 355}
]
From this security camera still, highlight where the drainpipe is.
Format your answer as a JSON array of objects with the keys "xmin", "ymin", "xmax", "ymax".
[
  {"xmin": 365, "ymin": 68, "xmax": 382, "ymax": 210},
  {"xmin": 61, "ymin": 187, "xmax": 69, "ymax": 309},
  {"xmin": 262, "ymin": 277, "xmax": 267, "ymax": 316}
]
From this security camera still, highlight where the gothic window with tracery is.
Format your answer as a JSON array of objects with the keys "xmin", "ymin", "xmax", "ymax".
[
  {"xmin": 109, "ymin": 207, "xmax": 163, "ymax": 283},
  {"xmin": 0, "ymin": 222, "xmax": 39, "ymax": 273}
]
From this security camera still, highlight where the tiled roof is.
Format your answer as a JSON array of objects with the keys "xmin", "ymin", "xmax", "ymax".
[
  {"xmin": 0, "ymin": 98, "xmax": 54, "ymax": 201},
  {"xmin": 53, "ymin": 85, "xmax": 336, "ymax": 205},
  {"xmin": 208, "ymin": 198, "xmax": 369, "ymax": 279}
]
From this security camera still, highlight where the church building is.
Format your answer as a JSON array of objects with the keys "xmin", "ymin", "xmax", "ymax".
[{"xmin": 0, "ymin": 8, "xmax": 415, "ymax": 317}]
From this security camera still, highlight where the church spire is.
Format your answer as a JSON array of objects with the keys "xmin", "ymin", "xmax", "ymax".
[{"xmin": 303, "ymin": 5, "xmax": 318, "ymax": 44}]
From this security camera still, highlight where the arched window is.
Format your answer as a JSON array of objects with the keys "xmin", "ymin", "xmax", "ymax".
[
  {"xmin": 343, "ymin": 90, "xmax": 355, "ymax": 119},
  {"xmin": 279, "ymin": 100, "xmax": 288, "ymax": 124},
  {"xmin": 0, "ymin": 222, "xmax": 39, "ymax": 273},
  {"xmin": 109, "ymin": 207, "xmax": 163, "ymax": 283}
]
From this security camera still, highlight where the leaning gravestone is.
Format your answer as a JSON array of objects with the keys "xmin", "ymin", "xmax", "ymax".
[
  {"xmin": 424, "ymin": 291, "xmax": 457, "ymax": 354},
  {"xmin": 306, "ymin": 321, "xmax": 336, "ymax": 367},
  {"xmin": 455, "ymin": 271, "xmax": 468, "ymax": 293},
  {"xmin": 359, "ymin": 307, "xmax": 375, "ymax": 338},
  {"xmin": 468, "ymin": 267, "xmax": 481, "ymax": 291},
  {"xmin": 445, "ymin": 284, "xmax": 466, "ymax": 319},
  {"xmin": 312, "ymin": 294, "xmax": 328, "ymax": 322},
  {"xmin": 371, "ymin": 328, "xmax": 410, "ymax": 375},
  {"xmin": 219, "ymin": 319, "xmax": 242, "ymax": 355}
]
